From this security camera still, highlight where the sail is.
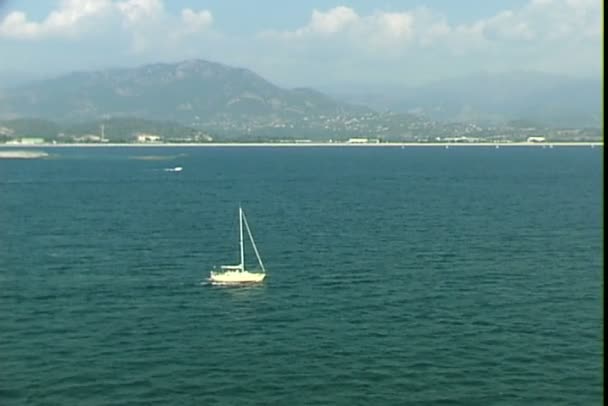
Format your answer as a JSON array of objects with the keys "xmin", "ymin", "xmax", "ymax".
[{"xmin": 242, "ymin": 211, "xmax": 266, "ymax": 273}]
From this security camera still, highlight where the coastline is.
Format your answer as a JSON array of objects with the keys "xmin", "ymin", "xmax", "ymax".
[{"xmin": 0, "ymin": 141, "xmax": 603, "ymax": 148}]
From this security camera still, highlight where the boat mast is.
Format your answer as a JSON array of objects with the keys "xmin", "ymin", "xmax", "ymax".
[{"xmin": 239, "ymin": 206, "xmax": 245, "ymax": 269}]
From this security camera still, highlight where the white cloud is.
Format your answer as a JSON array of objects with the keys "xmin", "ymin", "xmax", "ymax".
[
  {"xmin": 264, "ymin": 0, "xmax": 600, "ymax": 47},
  {"xmin": 258, "ymin": 0, "xmax": 600, "ymax": 79},
  {"xmin": 0, "ymin": 0, "xmax": 600, "ymax": 85},
  {"xmin": 481, "ymin": 11, "xmax": 535, "ymax": 40},
  {"xmin": 262, "ymin": 6, "xmax": 359, "ymax": 38},
  {"xmin": 181, "ymin": 8, "xmax": 213, "ymax": 33},
  {"xmin": 263, "ymin": 7, "xmax": 415, "ymax": 44},
  {"xmin": 376, "ymin": 12, "xmax": 414, "ymax": 39},
  {"xmin": 0, "ymin": 0, "xmax": 212, "ymax": 42},
  {"xmin": 308, "ymin": 6, "xmax": 359, "ymax": 34},
  {"xmin": 0, "ymin": 0, "xmax": 112, "ymax": 39},
  {"xmin": 0, "ymin": 12, "xmax": 39, "ymax": 39},
  {"xmin": 116, "ymin": 0, "xmax": 163, "ymax": 24}
]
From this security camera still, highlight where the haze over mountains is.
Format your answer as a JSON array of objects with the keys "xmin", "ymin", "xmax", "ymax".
[
  {"xmin": 0, "ymin": 59, "xmax": 368, "ymax": 123},
  {"xmin": 325, "ymin": 72, "xmax": 602, "ymax": 128},
  {"xmin": 0, "ymin": 59, "xmax": 602, "ymax": 138}
]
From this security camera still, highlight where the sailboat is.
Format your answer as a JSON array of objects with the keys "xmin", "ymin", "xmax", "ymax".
[{"xmin": 208, "ymin": 207, "xmax": 267, "ymax": 285}]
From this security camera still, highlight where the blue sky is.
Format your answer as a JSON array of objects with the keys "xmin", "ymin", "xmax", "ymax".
[
  {"xmin": 3, "ymin": 1, "xmax": 533, "ymax": 30},
  {"xmin": 0, "ymin": 0, "xmax": 602, "ymax": 87}
]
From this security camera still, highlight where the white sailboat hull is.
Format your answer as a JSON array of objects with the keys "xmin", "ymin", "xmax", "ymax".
[
  {"xmin": 208, "ymin": 207, "xmax": 267, "ymax": 285},
  {"xmin": 209, "ymin": 270, "xmax": 266, "ymax": 285}
]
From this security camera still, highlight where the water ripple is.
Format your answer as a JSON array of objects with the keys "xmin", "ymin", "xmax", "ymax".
[{"xmin": 0, "ymin": 147, "xmax": 602, "ymax": 405}]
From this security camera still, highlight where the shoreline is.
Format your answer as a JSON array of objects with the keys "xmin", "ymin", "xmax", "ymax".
[{"xmin": 0, "ymin": 141, "xmax": 603, "ymax": 148}]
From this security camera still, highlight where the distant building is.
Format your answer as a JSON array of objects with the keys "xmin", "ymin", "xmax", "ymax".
[
  {"xmin": 136, "ymin": 133, "xmax": 161, "ymax": 143},
  {"xmin": 347, "ymin": 138, "xmax": 369, "ymax": 144},
  {"xmin": 8, "ymin": 137, "xmax": 45, "ymax": 145},
  {"xmin": 444, "ymin": 136, "xmax": 480, "ymax": 143},
  {"xmin": 0, "ymin": 126, "xmax": 14, "ymax": 136},
  {"xmin": 74, "ymin": 134, "xmax": 101, "ymax": 142},
  {"xmin": 527, "ymin": 137, "xmax": 546, "ymax": 143}
]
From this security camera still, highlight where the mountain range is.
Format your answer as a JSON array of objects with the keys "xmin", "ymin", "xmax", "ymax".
[
  {"xmin": 0, "ymin": 60, "xmax": 367, "ymax": 127},
  {"xmin": 324, "ymin": 72, "xmax": 602, "ymax": 128},
  {"xmin": 0, "ymin": 60, "xmax": 602, "ymax": 136}
]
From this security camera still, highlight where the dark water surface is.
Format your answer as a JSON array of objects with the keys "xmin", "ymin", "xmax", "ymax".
[{"xmin": 0, "ymin": 146, "xmax": 603, "ymax": 405}]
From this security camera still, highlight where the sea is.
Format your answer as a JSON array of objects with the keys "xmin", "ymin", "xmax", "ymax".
[{"xmin": 0, "ymin": 146, "xmax": 603, "ymax": 405}]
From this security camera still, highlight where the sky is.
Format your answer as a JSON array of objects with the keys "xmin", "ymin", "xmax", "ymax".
[{"xmin": 0, "ymin": 0, "xmax": 602, "ymax": 87}]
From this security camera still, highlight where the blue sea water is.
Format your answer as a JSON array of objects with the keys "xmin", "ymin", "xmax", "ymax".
[{"xmin": 0, "ymin": 146, "xmax": 603, "ymax": 405}]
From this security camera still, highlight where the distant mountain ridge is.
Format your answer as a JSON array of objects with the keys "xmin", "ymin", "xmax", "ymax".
[
  {"xmin": 0, "ymin": 59, "xmax": 369, "ymax": 128},
  {"xmin": 324, "ymin": 72, "xmax": 602, "ymax": 128},
  {"xmin": 0, "ymin": 61, "xmax": 601, "ymax": 136}
]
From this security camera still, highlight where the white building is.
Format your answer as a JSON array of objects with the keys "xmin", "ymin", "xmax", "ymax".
[
  {"xmin": 136, "ymin": 133, "xmax": 161, "ymax": 143},
  {"xmin": 74, "ymin": 134, "xmax": 102, "ymax": 142},
  {"xmin": 527, "ymin": 137, "xmax": 546, "ymax": 143},
  {"xmin": 7, "ymin": 137, "xmax": 45, "ymax": 144},
  {"xmin": 347, "ymin": 138, "xmax": 369, "ymax": 143}
]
